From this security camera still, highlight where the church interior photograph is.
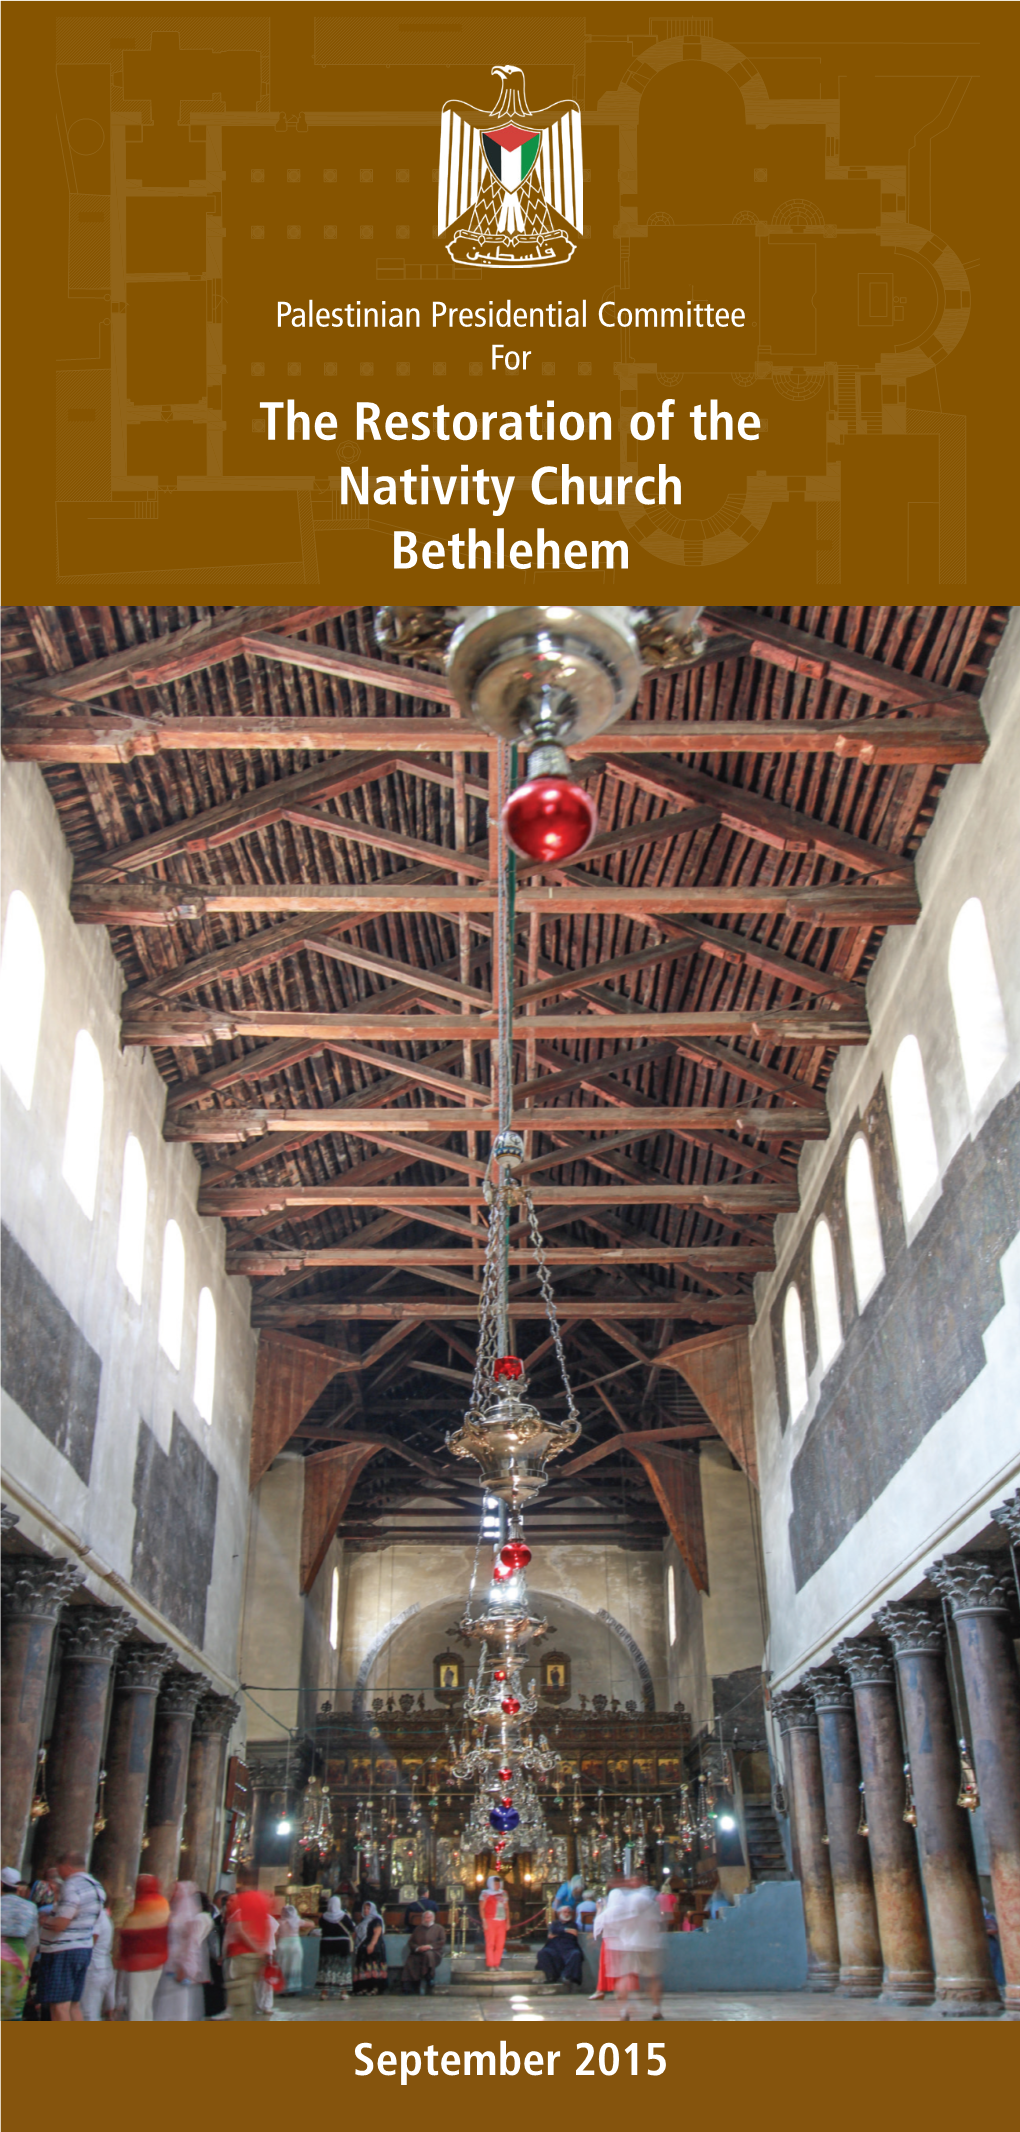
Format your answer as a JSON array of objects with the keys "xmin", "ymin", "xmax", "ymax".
[{"xmin": 0, "ymin": 600, "xmax": 1017, "ymax": 2023}]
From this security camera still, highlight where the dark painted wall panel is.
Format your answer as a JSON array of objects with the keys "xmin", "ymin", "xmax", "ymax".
[
  {"xmin": 131, "ymin": 1414, "xmax": 218, "ymax": 1647},
  {"xmin": 788, "ymin": 1083, "xmax": 1019, "ymax": 1588},
  {"xmin": 0, "ymin": 1223, "xmax": 102, "ymax": 1482}
]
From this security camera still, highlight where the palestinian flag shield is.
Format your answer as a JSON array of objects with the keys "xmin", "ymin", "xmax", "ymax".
[{"xmin": 482, "ymin": 122, "xmax": 542, "ymax": 193}]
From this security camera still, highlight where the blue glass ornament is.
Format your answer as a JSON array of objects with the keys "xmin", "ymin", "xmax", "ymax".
[{"xmin": 489, "ymin": 1806, "xmax": 520, "ymax": 1832}]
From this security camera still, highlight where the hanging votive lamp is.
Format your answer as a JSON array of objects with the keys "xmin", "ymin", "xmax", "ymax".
[{"xmin": 494, "ymin": 1356, "xmax": 524, "ymax": 1382}]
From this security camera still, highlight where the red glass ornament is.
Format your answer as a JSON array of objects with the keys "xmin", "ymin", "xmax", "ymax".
[
  {"xmin": 492, "ymin": 1563, "xmax": 513, "ymax": 1582},
  {"xmin": 503, "ymin": 776, "xmax": 598, "ymax": 865},
  {"xmin": 501, "ymin": 1797, "xmax": 513, "ymax": 1810},
  {"xmin": 493, "ymin": 1667, "xmax": 508, "ymax": 1682},
  {"xmin": 498, "ymin": 1767, "xmax": 512, "ymax": 1781},
  {"xmin": 501, "ymin": 1696, "xmax": 521, "ymax": 1715},
  {"xmin": 500, "ymin": 1540, "xmax": 532, "ymax": 1572},
  {"xmin": 494, "ymin": 1355, "xmax": 524, "ymax": 1382}
]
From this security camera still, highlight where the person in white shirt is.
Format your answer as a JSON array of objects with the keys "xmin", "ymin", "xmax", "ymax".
[
  {"xmin": 80, "ymin": 1899, "xmax": 116, "ymax": 2021},
  {"xmin": 601, "ymin": 1874, "xmax": 665, "ymax": 2020}
]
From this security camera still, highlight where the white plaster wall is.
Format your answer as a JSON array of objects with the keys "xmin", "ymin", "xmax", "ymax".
[
  {"xmin": 1, "ymin": 761, "xmax": 257, "ymax": 1687},
  {"xmin": 357, "ymin": 1587, "xmax": 646, "ymax": 1707},
  {"xmin": 749, "ymin": 617, "xmax": 1020, "ymax": 1686},
  {"xmin": 238, "ymin": 1456, "xmax": 306, "ymax": 1743},
  {"xmin": 323, "ymin": 1539, "xmax": 670, "ymax": 1711},
  {"xmin": 699, "ymin": 1443, "xmax": 768, "ymax": 1682}
]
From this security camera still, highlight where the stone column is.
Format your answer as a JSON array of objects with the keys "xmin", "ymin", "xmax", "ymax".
[
  {"xmin": 145, "ymin": 1669, "xmax": 206, "ymax": 1892},
  {"xmin": 930, "ymin": 1553, "xmax": 1020, "ymax": 2020},
  {"xmin": 808, "ymin": 1668, "xmax": 883, "ymax": 1995},
  {"xmin": 90, "ymin": 1644, "xmax": 172, "ymax": 1903},
  {"xmin": 37, "ymin": 1606, "xmax": 134, "ymax": 1867},
  {"xmin": 181, "ymin": 1694, "xmax": 239, "ymax": 1894},
  {"xmin": 248, "ymin": 1759, "xmax": 281, "ymax": 1868},
  {"xmin": 772, "ymin": 1685, "xmax": 839, "ymax": 1990},
  {"xmin": 877, "ymin": 1601, "xmax": 1000, "ymax": 2015},
  {"xmin": 834, "ymin": 1638, "xmax": 934, "ymax": 2003},
  {"xmin": 1, "ymin": 1557, "xmax": 81, "ymax": 1869}
]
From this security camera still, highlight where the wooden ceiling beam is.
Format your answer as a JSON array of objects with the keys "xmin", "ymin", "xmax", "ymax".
[
  {"xmin": 2, "ymin": 605, "xmax": 352, "ymax": 709},
  {"xmin": 601, "ymin": 754, "xmax": 915, "ymax": 879},
  {"xmin": 701, "ymin": 607, "xmax": 984, "ymax": 714},
  {"xmin": 198, "ymin": 1181, "xmax": 793, "ymax": 1211},
  {"xmin": 227, "ymin": 1244, "xmax": 772, "ymax": 1274},
  {"xmin": 72, "ymin": 753, "xmax": 395, "ymax": 884},
  {"xmin": 75, "ymin": 878, "xmax": 920, "ymax": 927},
  {"xmin": 5, "ymin": 712, "xmax": 987, "ymax": 766},
  {"xmin": 167, "ymin": 1102, "xmax": 827, "ymax": 1142},
  {"xmin": 125, "ymin": 1004, "xmax": 868, "ymax": 1047},
  {"xmin": 281, "ymin": 807, "xmax": 491, "ymax": 878},
  {"xmin": 515, "ymin": 934, "xmax": 698, "ymax": 1006},
  {"xmin": 250, "ymin": 1297, "xmax": 756, "ymax": 1326}
]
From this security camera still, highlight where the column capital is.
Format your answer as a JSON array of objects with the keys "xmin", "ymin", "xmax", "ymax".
[
  {"xmin": 60, "ymin": 1605, "xmax": 136, "ymax": 1660},
  {"xmin": 874, "ymin": 1601, "xmax": 943, "ymax": 1656},
  {"xmin": 115, "ymin": 1641, "xmax": 175, "ymax": 1692},
  {"xmin": 833, "ymin": 1638, "xmax": 896, "ymax": 1688},
  {"xmin": 771, "ymin": 1683, "xmax": 818, "ymax": 1733},
  {"xmin": 1, "ymin": 1503, "xmax": 20, "ymax": 1537},
  {"xmin": 246, "ymin": 1758, "xmax": 282, "ymax": 1791},
  {"xmin": 990, "ymin": 1490, "xmax": 1020, "ymax": 1547},
  {"xmin": 156, "ymin": 1667, "xmax": 208, "ymax": 1720},
  {"xmin": 806, "ymin": 1665, "xmax": 855, "ymax": 1713},
  {"xmin": 193, "ymin": 1692, "xmax": 241, "ymax": 1739},
  {"xmin": 929, "ymin": 1552, "xmax": 1015, "ymax": 1616},
  {"xmin": 1, "ymin": 1555, "xmax": 81, "ymax": 1621}
]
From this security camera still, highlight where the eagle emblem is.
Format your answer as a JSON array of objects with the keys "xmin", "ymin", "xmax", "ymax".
[{"xmin": 438, "ymin": 65, "xmax": 583, "ymax": 268}]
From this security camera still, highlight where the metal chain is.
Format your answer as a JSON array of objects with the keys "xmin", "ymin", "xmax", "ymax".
[{"xmin": 524, "ymin": 1193, "xmax": 578, "ymax": 1424}]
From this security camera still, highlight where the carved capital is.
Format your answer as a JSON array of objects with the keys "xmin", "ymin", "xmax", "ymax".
[
  {"xmin": 990, "ymin": 1491, "xmax": 1020, "ymax": 1548},
  {"xmin": 156, "ymin": 1667, "xmax": 207, "ymax": 1721},
  {"xmin": 806, "ymin": 1665, "xmax": 855, "ymax": 1714},
  {"xmin": 771, "ymin": 1684, "xmax": 818, "ymax": 1733},
  {"xmin": 247, "ymin": 1758, "xmax": 282, "ymax": 1792},
  {"xmin": 874, "ymin": 1601, "xmax": 943, "ymax": 1657},
  {"xmin": 928, "ymin": 1553, "xmax": 1015, "ymax": 1617},
  {"xmin": 114, "ymin": 1642, "xmax": 175, "ymax": 1693},
  {"xmin": 1, "ymin": 1556, "xmax": 82, "ymax": 1621},
  {"xmin": 1, "ymin": 1503, "xmax": 20, "ymax": 1537},
  {"xmin": 193, "ymin": 1693, "xmax": 241, "ymax": 1740},
  {"xmin": 833, "ymin": 1638, "xmax": 896, "ymax": 1689},
  {"xmin": 60, "ymin": 1605, "xmax": 135, "ymax": 1661}
]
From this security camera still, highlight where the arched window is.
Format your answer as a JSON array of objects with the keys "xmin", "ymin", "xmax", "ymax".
[
  {"xmin": 889, "ymin": 1035, "xmax": 939, "ymax": 1219},
  {"xmin": 811, "ymin": 1218, "xmax": 842, "ymax": 1373},
  {"xmin": 116, "ymin": 1135, "xmax": 148, "ymax": 1301},
  {"xmin": 329, "ymin": 1566, "xmax": 341, "ymax": 1652},
  {"xmin": 667, "ymin": 1562, "xmax": 677, "ymax": 1647},
  {"xmin": 158, "ymin": 1220, "xmax": 186, "ymax": 1369},
  {"xmin": 61, "ymin": 1030, "xmax": 104, "ymax": 1220},
  {"xmin": 845, "ymin": 1135, "xmax": 885, "ymax": 1308},
  {"xmin": 948, "ymin": 898, "xmax": 1008, "ymax": 1108},
  {"xmin": 0, "ymin": 891, "xmax": 45, "ymax": 1107},
  {"xmin": 783, "ymin": 1284, "xmax": 809, "ymax": 1422},
  {"xmin": 193, "ymin": 1287, "xmax": 217, "ymax": 1421}
]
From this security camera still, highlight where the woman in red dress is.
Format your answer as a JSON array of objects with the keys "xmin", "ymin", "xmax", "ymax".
[{"xmin": 479, "ymin": 1875, "xmax": 508, "ymax": 1970}]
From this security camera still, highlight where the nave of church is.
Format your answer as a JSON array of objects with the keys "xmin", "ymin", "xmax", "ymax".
[{"xmin": 1, "ymin": 601, "xmax": 1017, "ymax": 2022}]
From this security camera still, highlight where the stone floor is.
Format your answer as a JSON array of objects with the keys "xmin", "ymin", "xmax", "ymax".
[{"xmin": 269, "ymin": 1988, "xmax": 983, "ymax": 2023}]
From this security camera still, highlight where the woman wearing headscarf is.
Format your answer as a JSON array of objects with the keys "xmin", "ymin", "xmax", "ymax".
[
  {"xmin": 351, "ymin": 1900, "xmax": 388, "ymax": 1994},
  {"xmin": 479, "ymin": 1873, "xmax": 508, "ymax": 1971},
  {"xmin": 277, "ymin": 1899, "xmax": 305, "ymax": 1995},
  {"xmin": 535, "ymin": 1907, "xmax": 583, "ymax": 1988},
  {"xmin": 317, "ymin": 1896, "xmax": 355, "ymax": 2000},
  {"xmin": 114, "ymin": 1875, "xmax": 170, "ymax": 2021},
  {"xmin": 153, "ymin": 1882, "xmax": 210, "ymax": 2020}
]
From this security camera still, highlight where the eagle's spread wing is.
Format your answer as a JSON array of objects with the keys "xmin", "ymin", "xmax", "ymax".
[
  {"xmin": 439, "ymin": 97, "xmax": 584, "ymax": 235},
  {"xmin": 438, "ymin": 105, "xmax": 489, "ymax": 233}
]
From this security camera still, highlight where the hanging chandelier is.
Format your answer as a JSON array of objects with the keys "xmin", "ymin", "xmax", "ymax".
[{"xmin": 376, "ymin": 604, "xmax": 707, "ymax": 861}]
